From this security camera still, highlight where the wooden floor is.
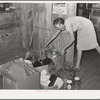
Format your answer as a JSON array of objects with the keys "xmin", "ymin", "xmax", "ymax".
[
  {"xmin": 0, "ymin": 48, "xmax": 100, "ymax": 89},
  {"xmin": 75, "ymin": 49, "xmax": 100, "ymax": 90}
]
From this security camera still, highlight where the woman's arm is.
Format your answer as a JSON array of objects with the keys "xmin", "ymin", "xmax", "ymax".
[
  {"xmin": 45, "ymin": 30, "xmax": 62, "ymax": 47},
  {"xmin": 61, "ymin": 28, "xmax": 75, "ymax": 55}
]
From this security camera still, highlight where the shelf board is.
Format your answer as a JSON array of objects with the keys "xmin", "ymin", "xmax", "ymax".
[{"xmin": 0, "ymin": 9, "xmax": 16, "ymax": 13}]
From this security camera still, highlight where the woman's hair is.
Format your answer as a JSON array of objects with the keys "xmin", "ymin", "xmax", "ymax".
[{"xmin": 53, "ymin": 18, "xmax": 65, "ymax": 25}]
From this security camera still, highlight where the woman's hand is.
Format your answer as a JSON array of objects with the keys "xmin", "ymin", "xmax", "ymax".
[
  {"xmin": 42, "ymin": 45, "xmax": 50, "ymax": 51},
  {"xmin": 61, "ymin": 48, "xmax": 66, "ymax": 55}
]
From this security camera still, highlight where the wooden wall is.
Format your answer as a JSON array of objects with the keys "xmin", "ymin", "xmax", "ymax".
[
  {"xmin": 0, "ymin": 5, "xmax": 22, "ymax": 53},
  {"xmin": 14, "ymin": 3, "xmax": 52, "ymax": 56},
  {"xmin": 14, "ymin": 3, "xmax": 77, "ymax": 65}
]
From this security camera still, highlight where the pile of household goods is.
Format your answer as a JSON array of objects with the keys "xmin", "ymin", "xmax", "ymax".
[
  {"xmin": 0, "ymin": 47, "xmax": 81, "ymax": 89},
  {"xmin": 0, "ymin": 56, "xmax": 64, "ymax": 89},
  {"xmin": 25, "ymin": 48, "xmax": 64, "ymax": 74},
  {"xmin": 25, "ymin": 48, "xmax": 81, "ymax": 90},
  {"xmin": 25, "ymin": 48, "xmax": 64, "ymax": 89}
]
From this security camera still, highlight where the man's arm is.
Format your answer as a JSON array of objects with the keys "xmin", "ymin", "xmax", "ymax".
[{"xmin": 45, "ymin": 30, "xmax": 62, "ymax": 47}]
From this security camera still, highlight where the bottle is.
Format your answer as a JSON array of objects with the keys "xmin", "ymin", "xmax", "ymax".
[
  {"xmin": 74, "ymin": 77, "xmax": 81, "ymax": 90},
  {"xmin": 67, "ymin": 80, "xmax": 72, "ymax": 90},
  {"xmin": 63, "ymin": 76, "xmax": 67, "ymax": 89}
]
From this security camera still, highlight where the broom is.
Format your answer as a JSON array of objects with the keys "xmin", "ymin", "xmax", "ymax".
[{"xmin": 25, "ymin": 12, "xmax": 38, "ymax": 59}]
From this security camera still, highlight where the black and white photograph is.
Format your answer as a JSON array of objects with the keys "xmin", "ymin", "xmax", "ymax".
[{"xmin": 0, "ymin": 1, "xmax": 100, "ymax": 95}]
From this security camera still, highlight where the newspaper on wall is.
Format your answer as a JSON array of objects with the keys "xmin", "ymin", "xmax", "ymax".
[{"xmin": 52, "ymin": 3, "xmax": 67, "ymax": 15}]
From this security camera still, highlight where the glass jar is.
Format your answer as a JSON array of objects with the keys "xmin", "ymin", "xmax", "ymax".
[
  {"xmin": 63, "ymin": 76, "xmax": 67, "ymax": 90},
  {"xmin": 73, "ymin": 77, "xmax": 81, "ymax": 90},
  {"xmin": 67, "ymin": 80, "xmax": 72, "ymax": 90}
]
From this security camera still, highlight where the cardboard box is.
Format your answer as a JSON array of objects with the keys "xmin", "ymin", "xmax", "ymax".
[
  {"xmin": 34, "ymin": 65, "xmax": 48, "ymax": 72},
  {"xmin": 40, "ymin": 84, "xmax": 58, "ymax": 90},
  {"xmin": 34, "ymin": 65, "xmax": 58, "ymax": 90},
  {"xmin": 0, "ymin": 62, "xmax": 40, "ymax": 89}
]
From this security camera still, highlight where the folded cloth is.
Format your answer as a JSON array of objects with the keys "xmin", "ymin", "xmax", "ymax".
[
  {"xmin": 54, "ymin": 77, "xmax": 63, "ymax": 89},
  {"xmin": 41, "ymin": 70, "xmax": 51, "ymax": 84},
  {"xmin": 8, "ymin": 63, "xmax": 27, "ymax": 82}
]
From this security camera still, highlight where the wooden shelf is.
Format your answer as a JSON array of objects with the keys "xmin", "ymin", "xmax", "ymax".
[{"xmin": 0, "ymin": 9, "xmax": 15, "ymax": 14}]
